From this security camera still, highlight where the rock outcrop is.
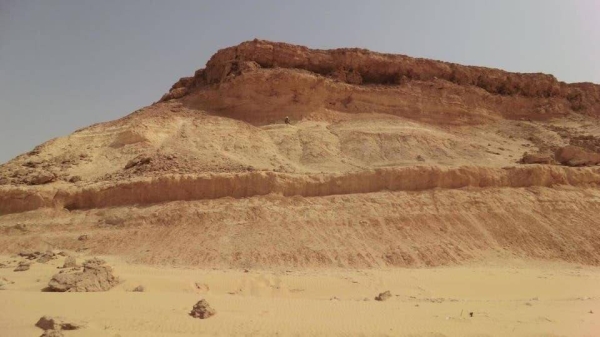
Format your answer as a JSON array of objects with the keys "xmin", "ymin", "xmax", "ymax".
[
  {"xmin": 161, "ymin": 40, "xmax": 600, "ymax": 120},
  {"xmin": 47, "ymin": 258, "xmax": 118, "ymax": 292}
]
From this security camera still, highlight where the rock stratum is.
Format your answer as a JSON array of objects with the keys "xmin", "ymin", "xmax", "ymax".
[{"xmin": 1, "ymin": 40, "xmax": 600, "ymax": 268}]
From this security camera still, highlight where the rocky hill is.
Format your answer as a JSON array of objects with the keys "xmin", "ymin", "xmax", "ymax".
[{"xmin": 1, "ymin": 40, "xmax": 600, "ymax": 268}]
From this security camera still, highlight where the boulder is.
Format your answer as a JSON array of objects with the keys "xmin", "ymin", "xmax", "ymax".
[
  {"xmin": 47, "ymin": 258, "xmax": 119, "ymax": 292},
  {"xmin": 190, "ymin": 299, "xmax": 216, "ymax": 319},
  {"xmin": 555, "ymin": 146, "xmax": 600, "ymax": 167}
]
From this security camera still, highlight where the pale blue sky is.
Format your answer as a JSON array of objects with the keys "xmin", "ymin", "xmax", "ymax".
[{"xmin": 1, "ymin": 0, "xmax": 599, "ymax": 163}]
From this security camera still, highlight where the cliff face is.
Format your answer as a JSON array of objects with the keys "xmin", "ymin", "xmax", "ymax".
[{"xmin": 161, "ymin": 39, "xmax": 600, "ymax": 121}]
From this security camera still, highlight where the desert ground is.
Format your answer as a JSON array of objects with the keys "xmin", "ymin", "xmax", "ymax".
[
  {"xmin": 1, "ymin": 254, "xmax": 599, "ymax": 336},
  {"xmin": 1, "ymin": 40, "xmax": 600, "ymax": 336}
]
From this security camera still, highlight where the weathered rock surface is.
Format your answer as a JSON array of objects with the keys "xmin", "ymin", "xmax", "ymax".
[{"xmin": 47, "ymin": 258, "xmax": 118, "ymax": 292}]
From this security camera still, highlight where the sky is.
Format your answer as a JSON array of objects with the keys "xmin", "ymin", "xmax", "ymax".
[{"xmin": 0, "ymin": 0, "xmax": 599, "ymax": 164}]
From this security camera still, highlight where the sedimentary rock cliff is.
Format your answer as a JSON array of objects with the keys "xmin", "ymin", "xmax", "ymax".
[
  {"xmin": 162, "ymin": 39, "xmax": 600, "ymax": 122},
  {"xmin": 1, "ymin": 40, "xmax": 600, "ymax": 268}
]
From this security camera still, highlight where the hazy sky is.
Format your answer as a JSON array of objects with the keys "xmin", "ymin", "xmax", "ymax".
[{"xmin": 1, "ymin": 1, "xmax": 599, "ymax": 163}]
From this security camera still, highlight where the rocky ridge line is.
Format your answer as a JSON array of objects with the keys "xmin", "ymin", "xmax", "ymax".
[{"xmin": 160, "ymin": 39, "xmax": 600, "ymax": 116}]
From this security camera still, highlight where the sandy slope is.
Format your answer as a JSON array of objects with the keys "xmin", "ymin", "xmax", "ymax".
[
  {"xmin": 2, "ymin": 186, "xmax": 600, "ymax": 268},
  {"xmin": 1, "ymin": 255, "xmax": 599, "ymax": 336}
]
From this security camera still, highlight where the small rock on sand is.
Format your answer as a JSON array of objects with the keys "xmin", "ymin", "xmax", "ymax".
[
  {"xmin": 190, "ymin": 299, "xmax": 216, "ymax": 319},
  {"xmin": 78, "ymin": 234, "xmax": 89, "ymax": 241},
  {"xmin": 375, "ymin": 290, "xmax": 392, "ymax": 301},
  {"xmin": 132, "ymin": 285, "xmax": 145, "ymax": 292},
  {"xmin": 35, "ymin": 315, "xmax": 86, "ymax": 331}
]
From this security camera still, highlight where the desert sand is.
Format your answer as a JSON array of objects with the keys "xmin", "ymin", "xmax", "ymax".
[
  {"xmin": 1, "ymin": 40, "xmax": 600, "ymax": 336},
  {"xmin": 1, "ymin": 254, "xmax": 599, "ymax": 336}
]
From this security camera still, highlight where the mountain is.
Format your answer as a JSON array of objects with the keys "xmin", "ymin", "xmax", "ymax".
[{"xmin": 1, "ymin": 40, "xmax": 600, "ymax": 268}]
